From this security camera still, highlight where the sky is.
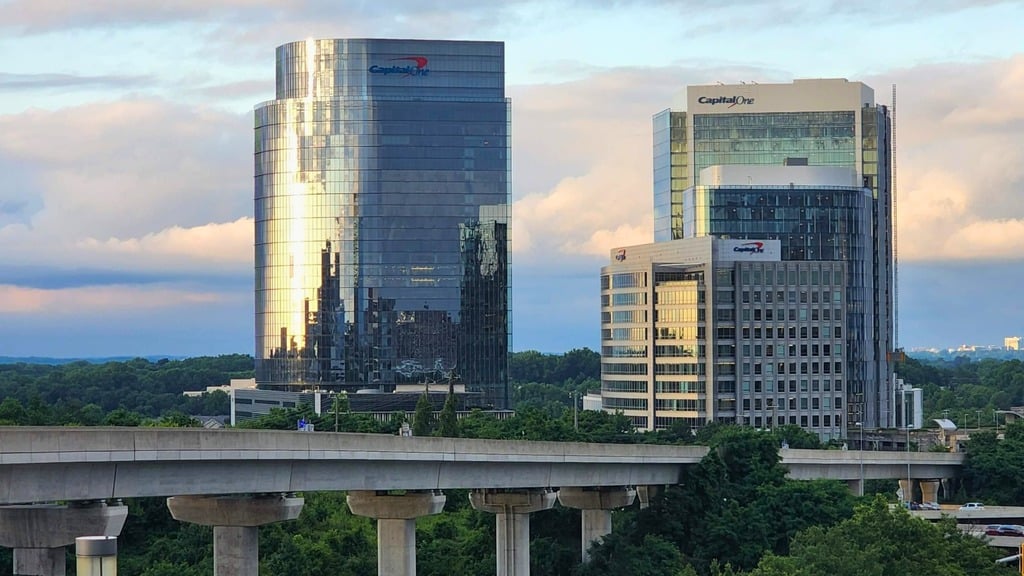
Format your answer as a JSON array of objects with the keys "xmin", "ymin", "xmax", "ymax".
[{"xmin": 0, "ymin": 0, "xmax": 1022, "ymax": 358}]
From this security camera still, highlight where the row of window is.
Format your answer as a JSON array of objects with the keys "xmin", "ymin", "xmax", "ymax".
[
  {"xmin": 740, "ymin": 308, "xmax": 842, "ymax": 322},
  {"xmin": 742, "ymin": 288, "xmax": 842, "ymax": 304},
  {"xmin": 718, "ymin": 326, "xmax": 842, "ymax": 339},
  {"xmin": 742, "ymin": 378, "xmax": 843, "ymax": 393},
  {"xmin": 742, "ymin": 361, "xmax": 843, "ymax": 375},
  {"xmin": 746, "ymin": 396, "xmax": 843, "ymax": 411}
]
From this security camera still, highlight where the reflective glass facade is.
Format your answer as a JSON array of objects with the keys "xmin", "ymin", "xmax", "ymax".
[
  {"xmin": 254, "ymin": 39, "xmax": 510, "ymax": 408},
  {"xmin": 650, "ymin": 80, "xmax": 893, "ymax": 429}
]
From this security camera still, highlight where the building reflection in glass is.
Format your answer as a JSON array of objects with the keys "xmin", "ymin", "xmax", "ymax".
[{"xmin": 254, "ymin": 39, "xmax": 510, "ymax": 408}]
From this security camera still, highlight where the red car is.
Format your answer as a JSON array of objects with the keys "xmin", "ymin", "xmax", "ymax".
[{"xmin": 985, "ymin": 525, "xmax": 1024, "ymax": 537}]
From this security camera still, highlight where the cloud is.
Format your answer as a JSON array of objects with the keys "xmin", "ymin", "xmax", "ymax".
[
  {"xmin": 509, "ymin": 63, "xmax": 787, "ymax": 266},
  {"xmin": 0, "ymin": 283, "xmax": 224, "ymax": 314},
  {"xmin": 0, "ymin": 98, "xmax": 251, "ymax": 267},
  {"xmin": 866, "ymin": 54, "xmax": 1024, "ymax": 261},
  {"xmin": 76, "ymin": 217, "xmax": 253, "ymax": 270},
  {"xmin": 0, "ymin": 72, "xmax": 151, "ymax": 92}
]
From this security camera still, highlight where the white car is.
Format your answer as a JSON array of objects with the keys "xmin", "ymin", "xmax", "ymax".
[{"xmin": 959, "ymin": 502, "xmax": 985, "ymax": 511}]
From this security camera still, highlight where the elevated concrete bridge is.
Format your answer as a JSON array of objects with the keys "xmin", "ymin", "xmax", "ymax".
[{"xmin": 0, "ymin": 427, "xmax": 966, "ymax": 576}]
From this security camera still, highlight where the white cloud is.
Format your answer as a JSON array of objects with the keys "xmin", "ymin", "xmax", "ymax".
[{"xmin": 0, "ymin": 283, "xmax": 224, "ymax": 314}]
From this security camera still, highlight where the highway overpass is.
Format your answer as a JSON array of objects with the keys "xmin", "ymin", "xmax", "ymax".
[{"xmin": 0, "ymin": 427, "xmax": 966, "ymax": 576}]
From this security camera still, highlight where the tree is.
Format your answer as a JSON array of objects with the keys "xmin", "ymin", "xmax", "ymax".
[
  {"xmin": 413, "ymin": 391, "xmax": 434, "ymax": 437},
  {"xmin": 748, "ymin": 497, "xmax": 1012, "ymax": 576},
  {"xmin": 962, "ymin": 421, "xmax": 1024, "ymax": 504},
  {"xmin": 436, "ymin": 389, "xmax": 459, "ymax": 438},
  {"xmin": 575, "ymin": 532, "xmax": 695, "ymax": 576}
]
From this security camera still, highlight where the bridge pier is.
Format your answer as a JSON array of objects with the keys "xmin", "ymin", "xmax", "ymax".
[
  {"xmin": 898, "ymin": 479, "xmax": 917, "ymax": 502},
  {"xmin": 845, "ymin": 479, "xmax": 864, "ymax": 496},
  {"xmin": 558, "ymin": 486, "xmax": 636, "ymax": 562},
  {"xmin": 0, "ymin": 501, "xmax": 127, "ymax": 576},
  {"xmin": 919, "ymin": 480, "xmax": 940, "ymax": 504},
  {"xmin": 346, "ymin": 490, "xmax": 446, "ymax": 576},
  {"xmin": 470, "ymin": 489, "xmax": 556, "ymax": 576},
  {"xmin": 167, "ymin": 494, "xmax": 303, "ymax": 576},
  {"xmin": 636, "ymin": 485, "xmax": 662, "ymax": 509}
]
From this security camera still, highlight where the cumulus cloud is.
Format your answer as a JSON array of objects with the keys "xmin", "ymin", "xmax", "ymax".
[
  {"xmin": 76, "ymin": 217, "xmax": 253, "ymax": 269},
  {"xmin": 0, "ymin": 98, "xmax": 251, "ymax": 273},
  {"xmin": 509, "ymin": 63, "xmax": 787, "ymax": 267},
  {"xmin": 867, "ymin": 54, "xmax": 1024, "ymax": 261}
]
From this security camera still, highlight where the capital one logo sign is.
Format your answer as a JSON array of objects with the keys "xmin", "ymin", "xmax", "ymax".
[
  {"xmin": 733, "ymin": 241, "xmax": 765, "ymax": 254},
  {"xmin": 368, "ymin": 56, "xmax": 430, "ymax": 77}
]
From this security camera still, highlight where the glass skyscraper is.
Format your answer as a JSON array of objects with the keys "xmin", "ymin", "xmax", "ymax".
[
  {"xmin": 254, "ymin": 39, "xmax": 510, "ymax": 408},
  {"xmin": 650, "ymin": 79, "xmax": 893, "ymax": 429}
]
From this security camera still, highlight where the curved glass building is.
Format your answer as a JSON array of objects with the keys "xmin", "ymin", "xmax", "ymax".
[{"xmin": 254, "ymin": 39, "xmax": 510, "ymax": 408}]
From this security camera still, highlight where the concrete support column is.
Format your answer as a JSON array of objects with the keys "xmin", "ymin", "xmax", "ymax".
[
  {"xmin": 167, "ymin": 494, "xmax": 303, "ymax": 576},
  {"xmin": 636, "ymin": 485, "xmax": 662, "ymax": 509},
  {"xmin": 898, "ymin": 479, "xmax": 917, "ymax": 502},
  {"xmin": 845, "ymin": 479, "xmax": 864, "ymax": 496},
  {"xmin": 941, "ymin": 478, "xmax": 954, "ymax": 501},
  {"xmin": 919, "ymin": 480, "xmax": 940, "ymax": 504},
  {"xmin": 0, "ymin": 502, "xmax": 127, "ymax": 576},
  {"xmin": 469, "ymin": 489, "xmax": 557, "ymax": 576},
  {"xmin": 557, "ymin": 487, "xmax": 636, "ymax": 562},
  {"xmin": 346, "ymin": 490, "xmax": 446, "ymax": 576}
]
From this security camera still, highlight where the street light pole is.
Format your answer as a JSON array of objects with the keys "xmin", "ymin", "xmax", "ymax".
[
  {"xmin": 905, "ymin": 390, "xmax": 911, "ymax": 504},
  {"xmin": 858, "ymin": 420, "xmax": 865, "ymax": 497}
]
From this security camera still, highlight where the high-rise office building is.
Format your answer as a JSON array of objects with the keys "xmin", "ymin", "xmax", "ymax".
[
  {"xmin": 601, "ymin": 167, "xmax": 868, "ymax": 439},
  {"xmin": 649, "ymin": 79, "xmax": 893, "ymax": 429},
  {"xmin": 254, "ymin": 39, "xmax": 511, "ymax": 408}
]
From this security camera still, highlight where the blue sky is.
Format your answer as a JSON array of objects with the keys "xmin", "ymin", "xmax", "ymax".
[{"xmin": 0, "ymin": 0, "xmax": 1022, "ymax": 357}]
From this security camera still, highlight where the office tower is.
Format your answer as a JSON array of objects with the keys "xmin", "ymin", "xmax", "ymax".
[
  {"xmin": 254, "ymin": 39, "xmax": 511, "ymax": 408},
  {"xmin": 647, "ymin": 79, "xmax": 893, "ymax": 429},
  {"xmin": 601, "ymin": 168, "xmax": 866, "ymax": 439}
]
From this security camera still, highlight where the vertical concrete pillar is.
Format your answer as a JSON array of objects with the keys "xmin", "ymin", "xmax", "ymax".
[
  {"xmin": 941, "ymin": 478, "xmax": 954, "ymax": 501},
  {"xmin": 636, "ymin": 485, "xmax": 662, "ymax": 509},
  {"xmin": 0, "ymin": 502, "xmax": 127, "ymax": 576},
  {"xmin": 13, "ymin": 548, "xmax": 65, "ymax": 576},
  {"xmin": 919, "ymin": 480, "xmax": 940, "ymax": 504},
  {"xmin": 167, "ymin": 494, "xmax": 303, "ymax": 576},
  {"xmin": 346, "ymin": 490, "xmax": 446, "ymax": 576},
  {"xmin": 557, "ymin": 487, "xmax": 636, "ymax": 562},
  {"xmin": 214, "ymin": 527, "xmax": 258, "ymax": 575},
  {"xmin": 845, "ymin": 479, "xmax": 864, "ymax": 496},
  {"xmin": 898, "ymin": 479, "xmax": 917, "ymax": 502},
  {"xmin": 469, "ymin": 489, "xmax": 557, "ymax": 576}
]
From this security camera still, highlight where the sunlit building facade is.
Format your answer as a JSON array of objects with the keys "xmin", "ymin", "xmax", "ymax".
[
  {"xmin": 650, "ymin": 79, "xmax": 893, "ymax": 430},
  {"xmin": 254, "ymin": 39, "xmax": 511, "ymax": 408},
  {"xmin": 600, "ymin": 237, "xmax": 849, "ymax": 439}
]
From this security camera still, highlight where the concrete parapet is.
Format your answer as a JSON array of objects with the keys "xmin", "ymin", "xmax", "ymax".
[
  {"xmin": 0, "ymin": 502, "xmax": 127, "ymax": 576},
  {"xmin": 470, "ymin": 489, "xmax": 556, "ymax": 576},
  {"xmin": 167, "ymin": 494, "xmax": 303, "ymax": 576}
]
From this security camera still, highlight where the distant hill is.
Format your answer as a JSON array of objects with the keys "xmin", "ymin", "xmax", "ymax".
[{"xmin": 0, "ymin": 355, "xmax": 187, "ymax": 365}]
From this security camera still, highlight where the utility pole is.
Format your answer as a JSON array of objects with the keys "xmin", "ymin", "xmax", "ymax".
[{"xmin": 572, "ymin": 390, "xmax": 579, "ymax": 431}]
